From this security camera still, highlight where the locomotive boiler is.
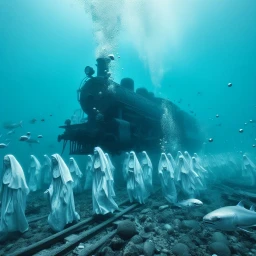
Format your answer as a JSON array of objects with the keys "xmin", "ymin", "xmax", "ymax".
[{"xmin": 58, "ymin": 57, "xmax": 203, "ymax": 155}]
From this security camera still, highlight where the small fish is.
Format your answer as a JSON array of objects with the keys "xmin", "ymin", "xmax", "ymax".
[
  {"xmin": 0, "ymin": 142, "xmax": 10, "ymax": 148},
  {"xmin": 7, "ymin": 130, "xmax": 15, "ymax": 136},
  {"xmin": 19, "ymin": 135, "xmax": 30, "ymax": 141},
  {"xmin": 203, "ymin": 201, "xmax": 256, "ymax": 233},
  {"xmin": 30, "ymin": 118, "xmax": 37, "ymax": 124},
  {"xmin": 41, "ymin": 119, "xmax": 45, "ymax": 122},
  {"xmin": 27, "ymin": 132, "xmax": 31, "ymax": 136},
  {"xmin": 50, "ymin": 114, "xmax": 53, "ymax": 117},
  {"xmin": 37, "ymin": 135, "xmax": 43, "ymax": 139},
  {"xmin": 175, "ymin": 199, "xmax": 203, "ymax": 208},
  {"xmin": 26, "ymin": 138, "xmax": 40, "ymax": 144},
  {"xmin": 3, "ymin": 121, "xmax": 22, "ymax": 130}
]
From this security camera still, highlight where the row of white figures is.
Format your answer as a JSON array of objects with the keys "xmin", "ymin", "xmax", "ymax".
[
  {"xmin": 0, "ymin": 149, "xmax": 209, "ymax": 239},
  {"xmin": 0, "ymin": 148, "xmax": 119, "ymax": 237},
  {"xmin": 241, "ymin": 154, "xmax": 256, "ymax": 186},
  {"xmin": 27, "ymin": 154, "xmax": 88, "ymax": 193},
  {"xmin": 122, "ymin": 151, "xmax": 209, "ymax": 205}
]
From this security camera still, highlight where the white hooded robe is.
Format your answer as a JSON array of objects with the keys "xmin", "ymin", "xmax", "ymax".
[
  {"xmin": 0, "ymin": 155, "xmax": 29, "ymax": 236},
  {"xmin": 126, "ymin": 151, "xmax": 148, "ymax": 204},
  {"xmin": 46, "ymin": 154, "xmax": 80, "ymax": 232},
  {"xmin": 92, "ymin": 147, "xmax": 118, "ymax": 215},
  {"xmin": 158, "ymin": 153, "xmax": 177, "ymax": 204},
  {"xmin": 28, "ymin": 155, "xmax": 42, "ymax": 192},
  {"xmin": 69, "ymin": 157, "xmax": 83, "ymax": 194},
  {"xmin": 141, "ymin": 151, "xmax": 153, "ymax": 194}
]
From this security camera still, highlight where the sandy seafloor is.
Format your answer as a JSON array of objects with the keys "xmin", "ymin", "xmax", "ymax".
[{"xmin": 1, "ymin": 183, "xmax": 256, "ymax": 256}]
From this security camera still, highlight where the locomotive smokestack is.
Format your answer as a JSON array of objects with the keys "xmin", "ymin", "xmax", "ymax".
[{"xmin": 96, "ymin": 58, "xmax": 111, "ymax": 77}]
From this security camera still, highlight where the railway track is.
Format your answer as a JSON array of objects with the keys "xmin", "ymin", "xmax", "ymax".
[{"xmin": 8, "ymin": 199, "xmax": 141, "ymax": 256}]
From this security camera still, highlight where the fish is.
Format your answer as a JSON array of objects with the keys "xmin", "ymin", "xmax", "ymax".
[
  {"xmin": 30, "ymin": 118, "xmax": 37, "ymax": 124},
  {"xmin": 37, "ymin": 135, "xmax": 43, "ymax": 138},
  {"xmin": 19, "ymin": 135, "xmax": 30, "ymax": 142},
  {"xmin": 0, "ymin": 142, "xmax": 10, "ymax": 148},
  {"xmin": 3, "ymin": 121, "xmax": 22, "ymax": 130},
  {"xmin": 175, "ymin": 199, "xmax": 203, "ymax": 208},
  {"xmin": 41, "ymin": 119, "xmax": 45, "ymax": 122},
  {"xmin": 26, "ymin": 138, "xmax": 40, "ymax": 144},
  {"xmin": 7, "ymin": 130, "xmax": 15, "ymax": 136},
  {"xmin": 203, "ymin": 201, "xmax": 256, "ymax": 233},
  {"xmin": 27, "ymin": 132, "xmax": 31, "ymax": 136}
]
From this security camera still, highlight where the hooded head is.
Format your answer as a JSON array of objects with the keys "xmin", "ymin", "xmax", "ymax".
[
  {"xmin": 69, "ymin": 157, "xmax": 83, "ymax": 177},
  {"xmin": 44, "ymin": 154, "xmax": 51, "ymax": 166},
  {"xmin": 30, "ymin": 155, "xmax": 41, "ymax": 170},
  {"xmin": 1, "ymin": 155, "xmax": 29, "ymax": 194},
  {"xmin": 177, "ymin": 156, "xmax": 190, "ymax": 174},
  {"xmin": 127, "ymin": 151, "xmax": 143, "ymax": 179},
  {"xmin": 93, "ymin": 147, "xmax": 113, "ymax": 181},
  {"xmin": 141, "ymin": 151, "xmax": 153, "ymax": 168},
  {"xmin": 158, "ymin": 153, "xmax": 174, "ymax": 178},
  {"xmin": 51, "ymin": 154, "xmax": 72, "ymax": 184}
]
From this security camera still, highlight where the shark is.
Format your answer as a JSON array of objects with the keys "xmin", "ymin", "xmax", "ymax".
[{"xmin": 203, "ymin": 201, "xmax": 256, "ymax": 233}]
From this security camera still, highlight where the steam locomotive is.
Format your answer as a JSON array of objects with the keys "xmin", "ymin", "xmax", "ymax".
[{"xmin": 58, "ymin": 57, "xmax": 203, "ymax": 155}]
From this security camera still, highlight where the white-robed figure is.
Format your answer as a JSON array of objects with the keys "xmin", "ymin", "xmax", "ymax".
[
  {"xmin": 105, "ymin": 153, "xmax": 115, "ymax": 177},
  {"xmin": 92, "ymin": 147, "xmax": 118, "ymax": 214},
  {"xmin": 69, "ymin": 157, "xmax": 83, "ymax": 194},
  {"xmin": 126, "ymin": 151, "xmax": 148, "ymax": 204},
  {"xmin": 45, "ymin": 154, "xmax": 80, "ymax": 232},
  {"xmin": 191, "ymin": 156, "xmax": 208, "ymax": 189},
  {"xmin": 42, "ymin": 155, "xmax": 51, "ymax": 188},
  {"xmin": 0, "ymin": 155, "xmax": 29, "ymax": 238},
  {"xmin": 28, "ymin": 155, "xmax": 42, "ymax": 192},
  {"xmin": 175, "ymin": 155, "xmax": 203, "ymax": 198},
  {"xmin": 184, "ymin": 151, "xmax": 193, "ymax": 168},
  {"xmin": 158, "ymin": 153, "xmax": 177, "ymax": 204},
  {"xmin": 241, "ymin": 154, "xmax": 256, "ymax": 186},
  {"xmin": 141, "ymin": 151, "xmax": 153, "ymax": 194},
  {"xmin": 167, "ymin": 153, "xmax": 176, "ymax": 170},
  {"xmin": 84, "ymin": 155, "xmax": 93, "ymax": 190},
  {"xmin": 122, "ymin": 152, "xmax": 129, "ymax": 181}
]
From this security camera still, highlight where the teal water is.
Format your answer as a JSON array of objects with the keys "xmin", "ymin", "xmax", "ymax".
[{"xmin": 0, "ymin": 0, "xmax": 256, "ymax": 163}]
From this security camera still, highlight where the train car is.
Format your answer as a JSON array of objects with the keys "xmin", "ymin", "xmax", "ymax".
[{"xmin": 58, "ymin": 57, "xmax": 203, "ymax": 155}]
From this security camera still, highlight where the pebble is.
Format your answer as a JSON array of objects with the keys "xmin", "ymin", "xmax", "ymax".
[
  {"xmin": 172, "ymin": 243, "xmax": 189, "ymax": 256},
  {"xmin": 209, "ymin": 242, "xmax": 231, "ymax": 256},
  {"xmin": 159, "ymin": 205, "xmax": 169, "ymax": 211},
  {"xmin": 143, "ymin": 240, "xmax": 155, "ymax": 256},
  {"xmin": 211, "ymin": 232, "xmax": 228, "ymax": 245},
  {"xmin": 117, "ymin": 220, "xmax": 137, "ymax": 239}
]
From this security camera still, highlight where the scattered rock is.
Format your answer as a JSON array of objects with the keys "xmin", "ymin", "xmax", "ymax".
[
  {"xmin": 164, "ymin": 224, "xmax": 174, "ymax": 234},
  {"xmin": 100, "ymin": 246, "xmax": 115, "ymax": 256},
  {"xmin": 173, "ymin": 219, "xmax": 181, "ymax": 230},
  {"xmin": 130, "ymin": 235, "xmax": 143, "ymax": 244},
  {"xmin": 209, "ymin": 242, "xmax": 231, "ymax": 256},
  {"xmin": 117, "ymin": 220, "xmax": 137, "ymax": 239},
  {"xmin": 143, "ymin": 240, "xmax": 155, "ymax": 256},
  {"xmin": 110, "ymin": 237, "xmax": 125, "ymax": 250},
  {"xmin": 123, "ymin": 242, "xmax": 141, "ymax": 256},
  {"xmin": 211, "ymin": 232, "xmax": 228, "ymax": 245},
  {"xmin": 172, "ymin": 243, "xmax": 189, "ymax": 256},
  {"xmin": 181, "ymin": 220, "xmax": 200, "ymax": 230},
  {"xmin": 144, "ymin": 223, "xmax": 155, "ymax": 233},
  {"xmin": 159, "ymin": 205, "xmax": 169, "ymax": 211}
]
